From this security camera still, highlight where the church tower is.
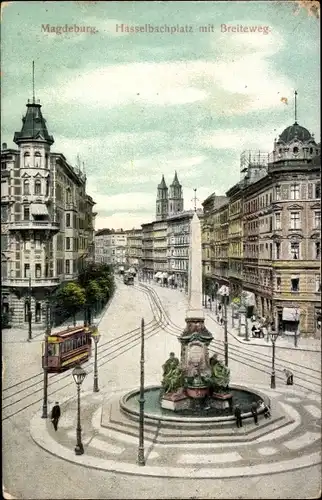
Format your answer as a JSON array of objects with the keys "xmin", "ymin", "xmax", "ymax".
[
  {"xmin": 168, "ymin": 171, "xmax": 183, "ymax": 216},
  {"xmin": 156, "ymin": 175, "xmax": 168, "ymax": 220}
]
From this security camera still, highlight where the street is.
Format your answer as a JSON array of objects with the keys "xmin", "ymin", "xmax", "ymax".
[{"xmin": 2, "ymin": 280, "xmax": 321, "ymax": 499}]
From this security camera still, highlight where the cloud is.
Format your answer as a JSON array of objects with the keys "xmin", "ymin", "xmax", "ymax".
[
  {"xmin": 196, "ymin": 127, "xmax": 278, "ymax": 152},
  {"xmin": 95, "ymin": 212, "xmax": 153, "ymax": 231}
]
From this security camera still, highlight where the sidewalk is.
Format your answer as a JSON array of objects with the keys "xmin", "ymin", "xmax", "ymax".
[
  {"xmin": 205, "ymin": 306, "xmax": 321, "ymax": 353},
  {"xmin": 139, "ymin": 279, "xmax": 321, "ymax": 353},
  {"xmin": 2, "ymin": 296, "xmax": 113, "ymax": 344}
]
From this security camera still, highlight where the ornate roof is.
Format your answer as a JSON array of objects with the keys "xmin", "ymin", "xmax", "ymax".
[
  {"xmin": 278, "ymin": 122, "xmax": 313, "ymax": 144},
  {"xmin": 158, "ymin": 175, "xmax": 168, "ymax": 189},
  {"xmin": 170, "ymin": 171, "xmax": 181, "ymax": 187},
  {"xmin": 14, "ymin": 101, "xmax": 54, "ymax": 145}
]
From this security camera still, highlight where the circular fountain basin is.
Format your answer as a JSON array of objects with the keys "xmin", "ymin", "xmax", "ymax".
[{"xmin": 120, "ymin": 384, "xmax": 269, "ymax": 425}]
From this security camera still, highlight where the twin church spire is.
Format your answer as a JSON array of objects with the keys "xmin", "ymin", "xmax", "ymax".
[{"xmin": 156, "ymin": 171, "xmax": 184, "ymax": 220}]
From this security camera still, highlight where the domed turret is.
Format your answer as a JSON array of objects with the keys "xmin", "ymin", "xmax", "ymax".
[{"xmin": 278, "ymin": 122, "xmax": 314, "ymax": 145}]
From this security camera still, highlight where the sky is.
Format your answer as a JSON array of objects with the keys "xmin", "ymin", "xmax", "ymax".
[{"xmin": 1, "ymin": 1, "xmax": 320, "ymax": 230}]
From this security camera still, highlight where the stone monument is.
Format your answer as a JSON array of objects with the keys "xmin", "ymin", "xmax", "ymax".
[{"xmin": 161, "ymin": 212, "xmax": 232, "ymax": 412}]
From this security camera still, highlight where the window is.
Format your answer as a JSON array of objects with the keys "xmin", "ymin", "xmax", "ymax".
[
  {"xmin": 24, "ymin": 152, "xmax": 30, "ymax": 167},
  {"xmin": 35, "ymin": 235, "xmax": 41, "ymax": 250},
  {"xmin": 23, "ymin": 206, "xmax": 30, "ymax": 221},
  {"xmin": 34, "ymin": 179, "xmax": 41, "ymax": 195},
  {"xmin": 293, "ymin": 146, "xmax": 299, "ymax": 154},
  {"xmin": 275, "ymin": 213, "xmax": 281, "ymax": 230},
  {"xmin": 314, "ymin": 211, "xmax": 321, "ymax": 229},
  {"xmin": 1, "ymin": 205, "xmax": 8, "ymax": 222},
  {"xmin": 24, "ymin": 263, "xmax": 30, "ymax": 278},
  {"xmin": 34, "ymin": 152, "xmax": 41, "ymax": 168},
  {"xmin": 291, "ymin": 278, "xmax": 299, "ymax": 292},
  {"xmin": 275, "ymin": 186, "xmax": 281, "ymax": 200},
  {"xmin": 66, "ymin": 237, "xmax": 70, "ymax": 250},
  {"xmin": 35, "ymin": 302, "xmax": 41, "ymax": 323},
  {"xmin": 66, "ymin": 213, "xmax": 71, "ymax": 227},
  {"xmin": 316, "ymin": 275, "xmax": 321, "ymax": 293},
  {"xmin": 35, "ymin": 263, "xmax": 41, "ymax": 278},
  {"xmin": 290, "ymin": 212, "xmax": 300, "ymax": 229},
  {"xmin": 46, "ymin": 176, "xmax": 50, "ymax": 196},
  {"xmin": 65, "ymin": 259, "xmax": 70, "ymax": 274},
  {"xmin": 315, "ymin": 242, "xmax": 321, "ymax": 259},
  {"xmin": 315, "ymin": 183, "xmax": 321, "ymax": 199},
  {"xmin": 23, "ymin": 179, "xmax": 30, "ymax": 195},
  {"xmin": 290, "ymin": 183, "xmax": 300, "ymax": 200},
  {"xmin": 290, "ymin": 242, "xmax": 300, "ymax": 260},
  {"xmin": 276, "ymin": 277, "xmax": 281, "ymax": 291}
]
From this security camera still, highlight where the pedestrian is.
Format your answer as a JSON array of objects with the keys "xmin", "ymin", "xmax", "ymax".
[
  {"xmin": 259, "ymin": 400, "xmax": 271, "ymax": 419},
  {"xmin": 251, "ymin": 401, "xmax": 259, "ymax": 425},
  {"xmin": 283, "ymin": 369, "xmax": 294, "ymax": 385},
  {"xmin": 234, "ymin": 404, "xmax": 242, "ymax": 428},
  {"xmin": 51, "ymin": 401, "xmax": 61, "ymax": 431},
  {"xmin": 218, "ymin": 304, "xmax": 222, "ymax": 313}
]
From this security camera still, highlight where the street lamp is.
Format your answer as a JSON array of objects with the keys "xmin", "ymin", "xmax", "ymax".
[
  {"xmin": 91, "ymin": 326, "xmax": 101, "ymax": 392},
  {"xmin": 72, "ymin": 364, "xmax": 87, "ymax": 455},
  {"xmin": 294, "ymin": 309, "xmax": 300, "ymax": 348},
  {"xmin": 219, "ymin": 285, "xmax": 229, "ymax": 367},
  {"xmin": 41, "ymin": 296, "xmax": 51, "ymax": 418},
  {"xmin": 270, "ymin": 329, "xmax": 279, "ymax": 389},
  {"xmin": 27, "ymin": 276, "xmax": 32, "ymax": 342},
  {"xmin": 138, "ymin": 318, "xmax": 145, "ymax": 466}
]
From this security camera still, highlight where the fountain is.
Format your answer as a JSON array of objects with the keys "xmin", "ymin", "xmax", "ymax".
[{"xmin": 117, "ymin": 212, "xmax": 268, "ymax": 428}]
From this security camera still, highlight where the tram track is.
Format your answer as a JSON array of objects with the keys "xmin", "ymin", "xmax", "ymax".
[
  {"xmin": 2, "ymin": 283, "xmax": 168, "ymax": 421},
  {"xmin": 136, "ymin": 282, "xmax": 321, "ymax": 395}
]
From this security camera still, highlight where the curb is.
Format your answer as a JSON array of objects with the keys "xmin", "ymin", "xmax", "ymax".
[{"xmin": 29, "ymin": 388, "xmax": 321, "ymax": 479}]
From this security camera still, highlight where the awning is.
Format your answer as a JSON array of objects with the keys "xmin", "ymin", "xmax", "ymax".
[
  {"xmin": 155, "ymin": 272, "xmax": 162, "ymax": 278},
  {"xmin": 162, "ymin": 272, "xmax": 168, "ymax": 278},
  {"xmin": 282, "ymin": 307, "xmax": 300, "ymax": 322},
  {"xmin": 31, "ymin": 203, "xmax": 48, "ymax": 216},
  {"xmin": 242, "ymin": 291, "xmax": 256, "ymax": 306},
  {"xmin": 218, "ymin": 285, "xmax": 229, "ymax": 296}
]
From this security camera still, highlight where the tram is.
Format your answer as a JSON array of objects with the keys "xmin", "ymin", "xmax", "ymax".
[
  {"xmin": 42, "ymin": 325, "xmax": 94, "ymax": 373},
  {"xmin": 123, "ymin": 272, "xmax": 134, "ymax": 285}
]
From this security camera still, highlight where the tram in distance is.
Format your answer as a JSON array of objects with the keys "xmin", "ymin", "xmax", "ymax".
[
  {"xmin": 42, "ymin": 324, "xmax": 97, "ymax": 373},
  {"xmin": 123, "ymin": 271, "xmax": 134, "ymax": 285}
]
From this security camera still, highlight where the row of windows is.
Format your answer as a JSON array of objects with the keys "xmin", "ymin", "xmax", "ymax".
[
  {"xmin": 23, "ymin": 151, "xmax": 48, "ymax": 168},
  {"xmin": 244, "ymin": 183, "xmax": 321, "ymax": 214},
  {"xmin": 276, "ymin": 276, "xmax": 321, "ymax": 293},
  {"xmin": 22, "ymin": 178, "xmax": 50, "ymax": 196}
]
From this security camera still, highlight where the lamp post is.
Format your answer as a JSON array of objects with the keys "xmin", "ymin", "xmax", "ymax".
[
  {"xmin": 238, "ymin": 304, "xmax": 246, "ymax": 337},
  {"xmin": 294, "ymin": 309, "xmax": 300, "ymax": 348},
  {"xmin": 91, "ymin": 327, "xmax": 101, "ymax": 392},
  {"xmin": 270, "ymin": 329, "xmax": 279, "ymax": 389},
  {"xmin": 72, "ymin": 364, "xmax": 87, "ymax": 455},
  {"xmin": 219, "ymin": 285, "xmax": 229, "ymax": 367},
  {"xmin": 138, "ymin": 317, "xmax": 145, "ymax": 466},
  {"xmin": 41, "ymin": 296, "xmax": 51, "ymax": 418},
  {"xmin": 27, "ymin": 276, "xmax": 32, "ymax": 341}
]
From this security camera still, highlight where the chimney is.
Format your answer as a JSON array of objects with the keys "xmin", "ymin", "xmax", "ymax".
[{"xmin": 2, "ymin": 143, "xmax": 8, "ymax": 150}]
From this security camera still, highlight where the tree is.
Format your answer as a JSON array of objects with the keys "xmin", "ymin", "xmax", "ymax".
[
  {"xmin": 85, "ymin": 280, "xmax": 103, "ymax": 325},
  {"xmin": 78, "ymin": 263, "xmax": 115, "ymax": 305},
  {"xmin": 55, "ymin": 282, "xmax": 86, "ymax": 326}
]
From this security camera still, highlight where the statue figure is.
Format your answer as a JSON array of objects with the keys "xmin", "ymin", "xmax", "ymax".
[
  {"xmin": 162, "ymin": 365, "xmax": 184, "ymax": 394},
  {"xmin": 162, "ymin": 352, "xmax": 179, "ymax": 377},
  {"xmin": 210, "ymin": 355, "xmax": 230, "ymax": 390}
]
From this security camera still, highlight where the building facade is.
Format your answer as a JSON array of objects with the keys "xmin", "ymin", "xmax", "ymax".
[
  {"xmin": 167, "ymin": 209, "xmax": 203, "ymax": 289},
  {"xmin": 201, "ymin": 120, "xmax": 321, "ymax": 337},
  {"xmin": 125, "ymin": 228, "xmax": 142, "ymax": 269},
  {"xmin": 94, "ymin": 228, "xmax": 127, "ymax": 271},
  {"xmin": 1, "ymin": 98, "xmax": 96, "ymax": 329}
]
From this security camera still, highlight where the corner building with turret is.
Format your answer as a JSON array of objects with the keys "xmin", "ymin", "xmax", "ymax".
[{"xmin": 1, "ymin": 98, "xmax": 96, "ymax": 329}]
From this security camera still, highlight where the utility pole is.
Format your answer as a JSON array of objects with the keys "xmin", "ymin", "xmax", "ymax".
[
  {"xmin": 224, "ymin": 294, "xmax": 228, "ymax": 366},
  {"xmin": 27, "ymin": 276, "xmax": 32, "ymax": 341},
  {"xmin": 41, "ymin": 296, "xmax": 51, "ymax": 418},
  {"xmin": 138, "ymin": 318, "xmax": 145, "ymax": 466}
]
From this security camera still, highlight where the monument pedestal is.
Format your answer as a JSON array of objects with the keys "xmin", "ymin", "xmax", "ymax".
[
  {"xmin": 161, "ymin": 392, "xmax": 190, "ymax": 411},
  {"xmin": 210, "ymin": 392, "xmax": 233, "ymax": 410}
]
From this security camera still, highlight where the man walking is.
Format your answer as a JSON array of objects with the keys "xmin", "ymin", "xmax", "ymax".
[
  {"xmin": 51, "ymin": 401, "xmax": 61, "ymax": 431},
  {"xmin": 251, "ymin": 401, "xmax": 259, "ymax": 425},
  {"xmin": 234, "ymin": 404, "xmax": 242, "ymax": 428}
]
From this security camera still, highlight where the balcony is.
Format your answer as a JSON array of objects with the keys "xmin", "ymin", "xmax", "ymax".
[
  {"xmin": 66, "ymin": 202, "xmax": 78, "ymax": 211},
  {"xmin": 8, "ymin": 220, "xmax": 60, "ymax": 233},
  {"xmin": 1, "ymin": 277, "xmax": 60, "ymax": 288}
]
